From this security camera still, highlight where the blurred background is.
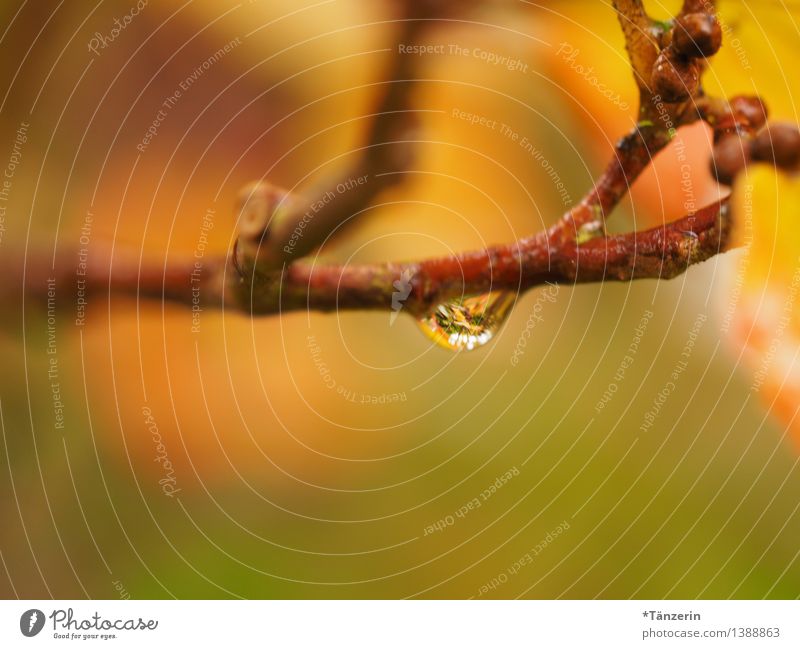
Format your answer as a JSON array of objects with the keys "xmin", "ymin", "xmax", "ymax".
[{"xmin": 1, "ymin": 0, "xmax": 799, "ymax": 599}]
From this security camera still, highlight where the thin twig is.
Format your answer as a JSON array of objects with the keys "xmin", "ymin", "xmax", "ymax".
[
  {"xmin": 612, "ymin": 0, "xmax": 659, "ymax": 93},
  {"xmin": 236, "ymin": 4, "xmax": 431, "ymax": 273}
]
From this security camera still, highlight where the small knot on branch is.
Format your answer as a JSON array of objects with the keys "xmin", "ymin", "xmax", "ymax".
[
  {"xmin": 711, "ymin": 121, "xmax": 800, "ymax": 185},
  {"xmin": 650, "ymin": 11, "xmax": 721, "ymax": 103},
  {"xmin": 672, "ymin": 13, "xmax": 722, "ymax": 58},
  {"xmin": 233, "ymin": 181, "xmax": 302, "ymax": 279},
  {"xmin": 651, "ymin": 48, "xmax": 700, "ymax": 103}
]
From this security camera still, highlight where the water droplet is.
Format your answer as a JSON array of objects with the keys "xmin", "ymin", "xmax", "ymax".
[{"xmin": 417, "ymin": 291, "xmax": 516, "ymax": 352}]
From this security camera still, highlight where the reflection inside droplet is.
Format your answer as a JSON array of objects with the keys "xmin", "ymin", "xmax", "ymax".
[{"xmin": 417, "ymin": 291, "xmax": 516, "ymax": 352}]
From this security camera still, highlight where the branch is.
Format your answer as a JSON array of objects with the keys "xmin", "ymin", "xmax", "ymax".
[
  {"xmin": 233, "ymin": 197, "xmax": 732, "ymax": 315},
  {"xmin": 11, "ymin": 194, "xmax": 729, "ymax": 319},
  {"xmin": 11, "ymin": 1, "xmax": 800, "ymax": 323}
]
